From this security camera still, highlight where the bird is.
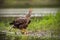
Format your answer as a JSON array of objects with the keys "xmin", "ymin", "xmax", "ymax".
[{"xmin": 9, "ymin": 8, "xmax": 32, "ymax": 34}]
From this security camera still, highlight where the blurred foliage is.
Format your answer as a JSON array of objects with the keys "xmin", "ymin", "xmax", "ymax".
[
  {"xmin": 0, "ymin": 33, "xmax": 60, "ymax": 40},
  {"xmin": 0, "ymin": 0, "xmax": 60, "ymax": 8},
  {"xmin": 0, "ymin": 12, "xmax": 60, "ymax": 40},
  {"xmin": 0, "ymin": 12, "xmax": 60, "ymax": 32}
]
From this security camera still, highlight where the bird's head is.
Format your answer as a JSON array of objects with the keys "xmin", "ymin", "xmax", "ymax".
[
  {"xmin": 25, "ymin": 8, "xmax": 32, "ymax": 19},
  {"xmin": 29, "ymin": 8, "xmax": 32, "ymax": 14}
]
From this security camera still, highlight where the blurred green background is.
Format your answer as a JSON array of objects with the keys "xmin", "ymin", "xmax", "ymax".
[
  {"xmin": 0, "ymin": 12, "xmax": 60, "ymax": 40},
  {"xmin": 0, "ymin": 0, "xmax": 60, "ymax": 40},
  {"xmin": 0, "ymin": 0, "xmax": 60, "ymax": 8}
]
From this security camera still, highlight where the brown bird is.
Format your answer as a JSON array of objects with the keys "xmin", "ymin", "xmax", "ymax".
[{"xmin": 9, "ymin": 8, "xmax": 32, "ymax": 34}]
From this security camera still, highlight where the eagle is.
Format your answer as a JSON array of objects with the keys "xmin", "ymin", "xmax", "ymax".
[{"xmin": 9, "ymin": 8, "xmax": 32, "ymax": 34}]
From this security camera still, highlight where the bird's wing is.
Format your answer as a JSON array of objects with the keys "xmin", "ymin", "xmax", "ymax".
[{"xmin": 15, "ymin": 18, "xmax": 27, "ymax": 24}]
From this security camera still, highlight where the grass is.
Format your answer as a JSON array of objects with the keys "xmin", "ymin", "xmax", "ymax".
[
  {"xmin": 0, "ymin": 34, "xmax": 60, "ymax": 40},
  {"xmin": 0, "ymin": 12, "xmax": 60, "ymax": 32},
  {"xmin": 0, "ymin": 12, "xmax": 60, "ymax": 40}
]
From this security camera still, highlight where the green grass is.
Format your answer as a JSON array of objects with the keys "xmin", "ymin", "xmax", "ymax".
[
  {"xmin": 0, "ymin": 12, "xmax": 60, "ymax": 40},
  {"xmin": 0, "ymin": 12, "xmax": 60, "ymax": 31},
  {"xmin": 0, "ymin": 33, "xmax": 60, "ymax": 40}
]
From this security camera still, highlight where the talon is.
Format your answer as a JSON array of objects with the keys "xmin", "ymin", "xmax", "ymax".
[{"xmin": 21, "ymin": 29, "xmax": 27, "ymax": 34}]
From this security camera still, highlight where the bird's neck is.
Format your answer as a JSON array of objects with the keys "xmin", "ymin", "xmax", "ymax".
[
  {"xmin": 25, "ymin": 8, "xmax": 32, "ymax": 19},
  {"xmin": 25, "ymin": 13, "xmax": 31, "ymax": 18},
  {"xmin": 25, "ymin": 11, "xmax": 32, "ymax": 18}
]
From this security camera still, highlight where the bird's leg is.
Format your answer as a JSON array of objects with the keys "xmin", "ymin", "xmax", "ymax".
[
  {"xmin": 9, "ymin": 25, "xmax": 13, "ymax": 31},
  {"xmin": 21, "ymin": 29, "xmax": 27, "ymax": 34}
]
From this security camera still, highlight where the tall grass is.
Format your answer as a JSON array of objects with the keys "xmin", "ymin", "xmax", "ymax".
[{"xmin": 0, "ymin": 12, "xmax": 60, "ymax": 40}]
